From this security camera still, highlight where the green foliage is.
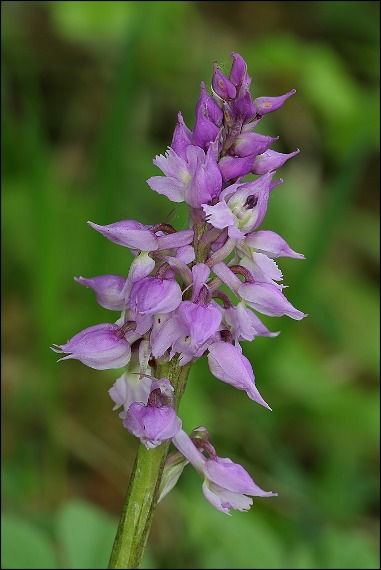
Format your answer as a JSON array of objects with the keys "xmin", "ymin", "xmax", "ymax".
[
  {"xmin": 2, "ymin": 515, "xmax": 58, "ymax": 569},
  {"xmin": 56, "ymin": 501, "xmax": 118, "ymax": 569},
  {"xmin": 1, "ymin": 1, "xmax": 379, "ymax": 568},
  {"xmin": 1, "ymin": 501, "xmax": 119, "ymax": 569}
]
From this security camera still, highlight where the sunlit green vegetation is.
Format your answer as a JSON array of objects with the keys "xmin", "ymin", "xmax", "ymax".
[{"xmin": 2, "ymin": 2, "xmax": 379, "ymax": 568}]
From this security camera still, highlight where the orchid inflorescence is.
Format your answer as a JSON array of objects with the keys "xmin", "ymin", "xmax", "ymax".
[{"xmin": 52, "ymin": 53, "xmax": 306, "ymax": 515}]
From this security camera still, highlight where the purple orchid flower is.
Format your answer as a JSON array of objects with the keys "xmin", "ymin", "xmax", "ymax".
[
  {"xmin": 233, "ymin": 132, "xmax": 279, "ymax": 158},
  {"xmin": 147, "ymin": 143, "xmax": 222, "ymax": 209},
  {"xmin": 51, "ymin": 322, "xmax": 132, "ymax": 370},
  {"xmin": 252, "ymin": 148, "xmax": 300, "ymax": 175},
  {"xmin": 229, "ymin": 52, "xmax": 251, "ymax": 93},
  {"xmin": 213, "ymin": 262, "xmax": 306, "ymax": 320},
  {"xmin": 240, "ymin": 230, "xmax": 305, "ymax": 260},
  {"xmin": 150, "ymin": 299, "xmax": 221, "ymax": 366},
  {"xmin": 203, "ymin": 172, "xmax": 281, "ymax": 239},
  {"xmin": 193, "ymin": 82, "xmax": 223, "ymax": 150},
  {"xmin": 124, "ymin": 378, "xmax": 182, "ymax": 449},
  {"xmin": 208, "ymin": 341, "xmax": 271, "ymax": 408},
  {"xmin": 239, "ymin": 252, "xmax": 285, "ymax": 289},
  {"xmin": 224, "ymin": 302, "xmax": 279, "ymax": 342},
  {"xmin": 74, "ymin": 274, "xmax": 128, "ymax": 311},
  {"xmin": 109, "ymin": 342, "xmax": 153, "ymax": 418},
  {"xmin": 130, "ymin": 276, "xmax": 183, "ymax": 315},
  {"xmin": 171, "ymin": 112, "xmax": 193, "ymax": 160},
  {"xmin": 172, "ymin": 429, "xmax": 277, "ymax": 515},
  {"xmin": 195, "ymin": 81, "xmax": 224, "ymax": 126},
  {"xmin": 55, "ymin": 53, "xmax": 306, "ymax": 524},
  {"xmin": 253, "ymin": 89, "xmax": 296, "ymax": 115},
  {"xmin": 178, "ymin": 300, "xmax": 222, "ymax": 348},
  {"xmin": 212, "ymin": 61, "xmax": 237, "ymax": 100}
]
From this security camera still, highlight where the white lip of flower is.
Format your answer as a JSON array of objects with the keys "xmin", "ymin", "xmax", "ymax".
[
  {"xmin": 231, "ymin": 204, "xmax": 252, "ymax": 226},
  {"xmin": 228, "ymin": 196, "xmax": 256, "ymax": 230},
  {"xmin": 180, "ymin": 168, "xmax": 192, "ymax": 185}
]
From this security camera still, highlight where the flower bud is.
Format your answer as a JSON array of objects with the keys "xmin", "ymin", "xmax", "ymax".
[
  {"xmin": 253, "ymin": 89, "xmax": 296, "ymax": 116},
  {"xmin": 123, "ymin": 378, "xmax": 181, "ymax": 449},
  {"xmin": 193, "ymin": 109, "xmax": 220, "ymax": 150},
  {"xmin": 172, "ymin": 428, "xmax": 276, "ymax": 515},
  {"xmin": 252, "ymin": 149, "xmax": 300, "ymax": 175},
  {"xmin": 218, "ymin": 155, "xmax": 255, "ymax": 181},
  {"xmin": 88, "ymin": 220, "xmax": 158, "ymax": 251},
  {"xmin": 184, "ymin": 144, "xmax": 222, "ymax": 208},
  {"xmin": 171, "ymin": 112, "xmax": 193, "ymax": 160},
  {"xmin": 51, "ymin": 323, "xmax": 132, "ymax": 370},
  {"xmin": 178, "ymin": 301, "xmax": 222, "ymax": 347},
  {"xmin": 212, "ymin": 62, "xmax": 237, "ymax": 100},
  {"xmin": 229, "ymin": 52, "xmax": 249, "ymax": 89},
  {"xmin": 130, "ymin": 276, "xmax": 183, "ymax": 315},
  {"xmin": 234, "ymin": 92, "xmax": 255, "ymax": 122},
  {"xmin": 207, "ymin": 342, "xmax": 271, "ymax": 408},
  {"xmin": 195, "ymin": 81, "xmax": 223, "ymax": 126},
  {"xmin": 222, "ymin": 101, "xmax": 237, "ymax": 128},
  {"xmin": 238, "ymin": 281, "xmax": 307, "ymax": 320},
  {"xmin": 233, "ymin": 132, "xmax": 278, "ymax": 158},
  {"xmin": 109, "ymin": 370, "xmax": 152, "ymax": 419},
  {"xmin": 74, "ymin": 274, "xmax": 128, "ymax": 311}
]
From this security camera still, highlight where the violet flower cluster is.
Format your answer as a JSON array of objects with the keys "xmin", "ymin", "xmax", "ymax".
[{"xmin": 52, "ymin": 53, "xmax": 305, "ymax": 515}]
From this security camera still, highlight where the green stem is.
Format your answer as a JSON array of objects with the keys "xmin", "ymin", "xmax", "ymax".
[
  {"xmin": 108, "ymin": 222, "xmax": 208, "ymax": 568},
  {"xmin": 108, "ymin": 360, "xmax": 192, "ymax": 569},
  {"xmin": 108, "ymin": 439, "xmax": 170, "ymax": 569}
]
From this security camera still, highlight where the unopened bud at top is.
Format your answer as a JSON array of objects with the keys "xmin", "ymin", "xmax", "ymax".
[
  {"xmin": 171, "ymin": 112, "xmax": 193, "ymax": 160},
  {"xmin": 212, "ymin": 62, "xmax": 237, "ymax": 100},
  {"xmin": 196, "ymin": 81, "xmax": 223, "ymax": 126},
  {"xmin": 229, "ymin": 52, "xmax": 249, "ymax": 89}
]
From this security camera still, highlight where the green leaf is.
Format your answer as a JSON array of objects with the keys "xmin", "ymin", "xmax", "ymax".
[
  {"xmin": 1, "ymin": 514, "xmax": 58, "ymax": 569},
  {"xmin": 56, "ymin": 500, "xmax": 118, "ymax": 569},
  {"xmin": 158, "ymin": 452, "xmax": 189, "ymax": 503},
  {"xmin": 320, "ymin": 527, "xmax": 380, "ymax": 569},
  {"xmin": 50, "ymin": 1, "xmax": 134, "ymax": 42},
  {"xmin": 179, "ymin": 484, "xmax": 284, "ymax": 569}
]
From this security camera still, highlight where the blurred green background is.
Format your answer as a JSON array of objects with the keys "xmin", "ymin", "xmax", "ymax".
[{"xmin": 2, "ymin": 1, "xmax": 380, "ymax": 568}]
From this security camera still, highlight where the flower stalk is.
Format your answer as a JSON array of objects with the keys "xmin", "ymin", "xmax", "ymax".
[
  {"xmin": 108, "ymin": 438, "xmax": 170, "ymax": 569},
  {"xmin": 108, "ymin": 360, "xmax": 191, "ymax": 569},
  {"xmin": 108, "ymin": 224, "xmax": 204, "ymax": 568}
]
